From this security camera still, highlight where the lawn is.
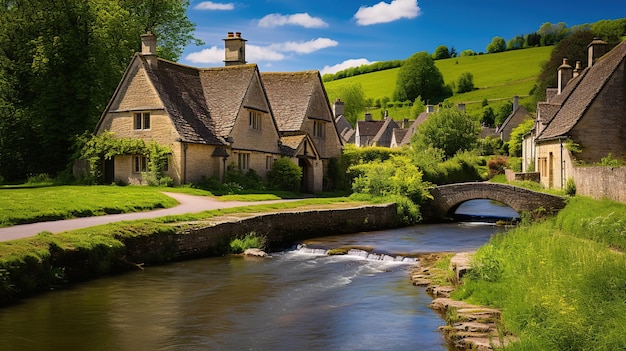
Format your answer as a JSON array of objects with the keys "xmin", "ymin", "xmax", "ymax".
[{"xmin": 0, "ymin": 186, "xmax": 192, "ymax": 227}]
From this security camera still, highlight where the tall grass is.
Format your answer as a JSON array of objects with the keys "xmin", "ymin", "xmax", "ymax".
[{"xmin": 453, "ymin": 196, "xmax": 626, "ymax": 350}]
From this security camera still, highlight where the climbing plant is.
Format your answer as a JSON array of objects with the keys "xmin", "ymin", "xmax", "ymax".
[{"xmin": 75, "ymin": 131, "xmax": 172, "ymax": 185}]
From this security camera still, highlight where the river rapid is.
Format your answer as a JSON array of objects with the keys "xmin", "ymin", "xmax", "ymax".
[{"xmin": 0, "ymin": 200, "xmax": 518, "ymax": 351}]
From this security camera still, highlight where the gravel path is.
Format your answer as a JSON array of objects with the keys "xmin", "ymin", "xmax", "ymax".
[{"xmin": 0, "ymin": 192, "xmax": 297, "ymax": 242}]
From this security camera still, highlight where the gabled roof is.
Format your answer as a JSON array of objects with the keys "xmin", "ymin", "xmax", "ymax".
[
  {"xmin": 279, "ymin": 134, "xmax": 320, "ymax": 159},
  {"xmin": 261, "ymin": 71, "xmax": 323, "ymax": 132},
  {"xmin": 391, "ymin": 128, "xmax": 408, "ymax": 147},
  {"xmin": 400, "ymin": 111, "xmax": 430, "ymax": 145},
  {"xmin": 371, "ymin": 117, "xmax": 400, "ymax": 147},
  {"xmin": 356, "ymin": 120, "xmax": 386, "ymax": 137},
  {"xmin": 537, "ymin": 40, "xmax": 626, "ymax": 141},
  {"xmin": 335, "ymin": 114, "xmax": 355, "ymax": 143},
  {"xmin": 496, "ymin": 105, "xmax": 530, "ymax": 134},
  {"xmin": 146, "ymin": 57, "xmax": 225, "ymax": 145},
  {"xmin": 198, "ymin": 64, "xmax": 268, "ymax": 137}
]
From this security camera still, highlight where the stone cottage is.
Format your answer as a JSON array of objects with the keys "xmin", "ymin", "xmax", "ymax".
[
  {"xmin": 94, "ymin": 32, "xmax": 342, "ymax": 192},
  {"xmin": 524, "ymin": 38, "xmax": 626, "ymax": 190}
]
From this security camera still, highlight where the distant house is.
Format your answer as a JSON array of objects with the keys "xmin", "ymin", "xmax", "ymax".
[
  {"xmin": 94, "ymin": 32, "xmax": 342, "ymax": 192},
  {"xmin": 524, "ymin": 38, "xmax": 626, "ymax": 189},
  {"xmin": 354, "ymin": 113, "xmax": 400, "ymax": 147},
  {"xmin": 495, "ymin": 96, "xmax": 532, "ymax": 142},
  {"xmin": 331, "ymin": 99, "xmax": 355, "ymax": 144},
  {"xmin": 397, "ymin": 106, "xmax": 434, "ymax": 147}
]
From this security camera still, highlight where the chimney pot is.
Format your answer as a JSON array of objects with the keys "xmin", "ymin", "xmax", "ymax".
[
  {"xmin": 236, "ymin": 32, "xmax": 241, "ymax": 38},
  {"xmin": 588, "ymin": 37, "xmax": 608, "ymax": 67},
  {"xmin": 140, "ymin": 31, "xmax": 158, "ymax": 68},
  {"xmin": 228, "ymin": 32, "xmax": 234, "ymax": 38},
  {"xmin": 557, "ymin": 57, "xmax": 573, "ymax": 94}
]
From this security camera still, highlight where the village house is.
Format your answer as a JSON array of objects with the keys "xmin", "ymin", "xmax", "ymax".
[
  {"xmin": 354, "ymin": 113, "xmax": 400, "ymax": 147},
  {"xmin": 523, "ymin": 38, "xmax": 626, "ymax": 191},
  {"xmin": 94, "ymin": 32, "xmax": 343, "ymax": 192},
  {"xmin": 495, "ymin": 96, "xmax": 532, "ymax": 142}
]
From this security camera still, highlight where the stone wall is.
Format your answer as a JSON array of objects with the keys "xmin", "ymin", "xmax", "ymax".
[
  {"xmin": 123, "ymin": 204, "xmax": 398, "ymax": 263},
  {"xmin": 572, "ymin": 166, "xmax": 626, "ymax": 203},
  {"xmin": 504, "ymin": 168, "xmax": 540, "ymax": 183}
]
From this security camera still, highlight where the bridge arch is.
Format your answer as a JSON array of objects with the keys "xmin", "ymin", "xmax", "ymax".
[{"xmin": 423, "ymin": 182, "xmax": 567, "ymax": 222}]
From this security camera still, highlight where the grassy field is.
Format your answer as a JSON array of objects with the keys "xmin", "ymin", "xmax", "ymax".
[
  {"xmin": 324, "ymin": 46, "xmax": 552, "ymax": 118},
  {"xmin": 452, "ymin": 196, "xmax": 626, "ymax": 350}
]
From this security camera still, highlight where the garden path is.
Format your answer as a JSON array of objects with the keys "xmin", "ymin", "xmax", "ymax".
[{"xmin": 0, "ymin": 192, "xmax": 298, "ymax": 242}]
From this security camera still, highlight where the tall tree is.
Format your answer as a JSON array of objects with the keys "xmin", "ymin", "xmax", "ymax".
[
  {"xmin": 486, "ymin": 36, "xmax": 506, "ymax": 53},
  {"xmin": 393, "ymin": 52, "xmax": 450, "ymax": 104},
  {"xmin": 411, "ymin": 107, "xmax": 480, "ymax": 158},
  {"xmin": 0, "ymin": 0, "xmax": 200, "ymax": 181},
  {"xmin": 326, "ymin": 83, "xmax": 367, "ymax": 126},
  {"xmin": 432, "ymin": 45, "xmax": 450, "ymax": 60}
]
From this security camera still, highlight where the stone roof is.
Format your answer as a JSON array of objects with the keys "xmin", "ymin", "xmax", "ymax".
[
  {"xmin": 372, "ymin": 117, "xmax": 400, "ymax": 147},
  {"xmin": 140, "ymin": 56, "xmax": 225, "ymax": 145},
  {"xmin": 279, "ymin": 134, "xmax": 319, "ymax": 158},
  {"xmin": 261, "ymin": 71, "xmax": 322, "ymax": 132},
  {"xmin": 357, "ymin": 120, "xmax": 386, "ymax": 137},
  {"xmin": 335, "ymin": 114, "xmax": 355, "ymax": 143},
  {"xmin": 400, "ymin": 111, "xmax": 430, "ymax": 145},
  {"xmin": 537, "ymin": 39, "xmax": 626, "ymax": 141},
  {"xmin": 392, "ymin": 128, "xmax": 408, "ymax": 146}
]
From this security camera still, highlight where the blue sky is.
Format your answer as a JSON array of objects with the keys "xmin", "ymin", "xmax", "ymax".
[{"xmin": 180, "ymin": 0, "xmax": 625, "ymax": 74}]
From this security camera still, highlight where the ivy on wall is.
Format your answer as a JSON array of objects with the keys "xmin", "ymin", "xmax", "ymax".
[{"xmin": 75, "ymin": 131, "xmax": 172, "ymax": 185}]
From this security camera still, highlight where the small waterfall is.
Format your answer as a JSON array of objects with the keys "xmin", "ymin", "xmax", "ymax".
[{"xmin": 294, "ymin": 244, "xmax": 416, "ymax": 263}]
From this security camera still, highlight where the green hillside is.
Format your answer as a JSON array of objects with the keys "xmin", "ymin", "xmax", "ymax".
[{"xmin": 324, "ymin": 46, "xmax": 553, "ymax": 119}]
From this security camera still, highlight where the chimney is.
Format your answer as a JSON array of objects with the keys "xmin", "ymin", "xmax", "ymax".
[
  {"xmin": 426, "ymin": 105, "xmax": 434, "ymax": 113},
  {"xmin": 573, "ymin": 60, "xmax": 583, "ymax": 78},
  {"xmin": 587, "ymin": 37, "xmax": 608, "ymax": 67},
  {"xmin": 557, "ymin": 58, "xmax": 573, "ymax": 94},
  {"xmin": 224, "ymin": 31, "xmax": 247, "ymax": 66},
  {"xmin": 513, "ymin": 95, "xmax": 519, "ymax": 111},
  {"xmin": 364, "ymin": 112, "xmax": 373, "ymax": 121},
  {"xmin": 141, "ymin": 31, "xmax": 158, "ymax": 68},
  {"xmin": 333, "ymin": 98, "xmax": 344, "ymax": 117}
]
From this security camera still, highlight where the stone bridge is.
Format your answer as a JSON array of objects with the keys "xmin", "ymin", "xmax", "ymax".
[{"xmin": 422, "ymin": 182, "xmax": 567, "ymax": 222}]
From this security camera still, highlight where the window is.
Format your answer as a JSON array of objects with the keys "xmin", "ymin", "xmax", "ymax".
[
  {"xmin": 134, "ymin": 112, "xmax": 151, "ymax": 130},
  {"xmin": 313, "ymin": 120, "xmax": 325, "ymax": 138},
  {"xmin": 237, "ymin": 153, "xmax": 250, "ymax": 170},
  {"xmin": 266, "ymin": 155, "xmax": 274, "ymax": 170},
  {"xmin": 249, "ymin": 111, "xmax": 261, "ymax": 130},
  {"xmin": 134, "ymin": 156, "xmax": 147, "ymax": 173}
]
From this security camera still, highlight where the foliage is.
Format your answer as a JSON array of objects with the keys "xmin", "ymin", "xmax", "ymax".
[
  {"xmin": 477, "ymin": 136, "xmax": 505, "ymax": 156},
  {"xmin": 453, "ymin": 197, "xmax": 626, "ymax": 350},
  {"xmin": 412, "ymin": 148, "xmax": 484, "ymax": 184},
  {"xmin": 325, "ymin": 82, "xmax": 368, "ymax": 126},
  {"xmin": 0, "ymin": 0, "xmax": 200, "ymax": 182},
  {"xmin": 266, "ymin": 158, "xmax": 302, "ymax": 192},
  {"xmin": 480, "ymin": 105, "xmax": 495, "ymax": 127},
  {"xmin": 487, "ymin": 155, "xmax": 508, "ymax": 178},
  {"xmin": 600, "ymin": 153, "xmax": 626, "ymax": 166},
  {"xmin": 508, "ymin": 118, "xmax": 534, "ymax": 157},
  {"xmin": 432, "ymin": 45, "xmax": 450, "ymax": 60},
  {"xmin": 229, "ymin": 232, "xmax": 267, "ymax": 254},
  {"xmin": 350, "ymin": 154, "xmax": 433, "ymax": 206},
  {"xmin": 75, "ymin": 131, "xmax": 172, "ymax": 185},
  {"xmin": 393, "ymin": 52, "xmax": 451, "ymax": 104},
  {"xmin": 322, "ymin": 60, "xmax": 403, "ymax": 82},
  {"xmin": 495, "ymin": 101, "xmax": 513, "ymax": 126},
  {"xmin": 456, "ymin": 71, "xmax": 475, "ymax": 93},
  {"xmin": 565, "ymin": 177, "xmax": 576, "ymax": 196},
  {"xmin": 325, "ymin": 157, "xmax": 350, "ymax": 191},
  {"xmin": 409, "ymin": 96, "xmax": 426, "ymax": 118},
  {"xmin": 486, "ymin": 36, "xmax": 506, "ymax": 53},
  {"xmin": 411, "ymin": 107, "xmax": 480, "ymax": 159},
  {"xmin": 225, "ymin": 166, "xmax": 265, "ymax": 191},
  {"xmin": 532, "ymin": 30, "xmax": 598, "ymax": 103}
]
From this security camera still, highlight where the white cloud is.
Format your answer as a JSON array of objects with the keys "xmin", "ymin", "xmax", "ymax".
[
  {"xmin": 185, "ymin": 46, "xmax": 224, "ymax": 64},
  {"xmin": 321, "ymin": 58, "xmax": 373, "ymax": 75},
  {"xmin": 194, "ymin": 1, "xmax": 234, "ymax": 10},
  {"xmin": 258, "ymin": 13, "xmax": 328, "ymax": 28},
  {"xmin": 354, "ymin": 0, "xmax": 421, "ymax": 25},
  {"xmin": 185, "ymin": 38, "xmax": 337, "ymax": 64}
]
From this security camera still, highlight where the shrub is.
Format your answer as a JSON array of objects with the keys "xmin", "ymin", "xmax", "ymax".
[
  {"xmin": 565, "ymin": 177, "xmax": 576, "ymax": 196},
  {"xmin": 225, "ymin": 167, "xmax": 265, "ymax": 191},
  {"xmin": 229, "ymin": 232, "xmax": 267, "ymax": 254},
  {"xmin": 487, "ymin": 156, "xmax": 508, "ymax": 178},
  {"xmin": 26, "ymin": 173, "xmax": 52, "ymax": 185},
  {"xmin": 266, "ymin": 157, "xmax": 302, "ymax": 192}
]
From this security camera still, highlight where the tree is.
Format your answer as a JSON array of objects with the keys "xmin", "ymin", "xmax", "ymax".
[
  {"xmin": 432, "ymin": 45, "xmax": 450, "ymax": 60},
  {"xmin": 393, "ymin": 52, "xmax": 450, "ymax": 104},
  {"xmin": 481, "ymin": 106, "xmax": 495, "ymax": 127},
  {"xmin": 456, "ymin": 71, "xmax": 475, "ymax": 93},
  {"xmin": 409, "ymin": 96, "xmax": 425, "ymax": 118},
  {"xmin": 525, "ymin": 32, "xmax": 542, "ymax": 47},
  {"xmin": 326, "ymin": 83, "xmax": 368, "ymax": 126},
  {"xmin": 0, "ymin": 0, "xmax": 200, "ymax": 181},
  {"xmin": 486, "ymin": 37, "xmax": 506, "ymax": 53},
  {"xmin": 460, "ymin": 49, "xmax": 475, "ymax": 57},
  {"xmin": 411, "ymin": 107, "xmax": 480, "ymax": 158},
  {"xmin": 531, "ymin": 30, "xmax": 603, "ymax": 103},
  {"xmin": 267, "ymin": 157, "xmax": 302, "ymax": 192},
  {"xmin": 507, "ymin": 35, "xmax": 525, "ymax": 50},
  {"xmin": 508, "ymin": 118, "xmax": 534, "ymax": 157},
  {"xmin": 495, "ymin": 102, "xmax": 513, "ymax": 126}
]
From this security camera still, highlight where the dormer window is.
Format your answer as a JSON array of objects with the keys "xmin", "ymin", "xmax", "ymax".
[
  {"xmin": 249, "ymin": 111, "xmax": 261, "ymax": 130},
  {"xmin": 134, "ymin": 112, "xmax": 150, "ymax": 130}
]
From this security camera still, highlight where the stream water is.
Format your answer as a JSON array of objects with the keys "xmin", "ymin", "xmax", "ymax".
[{"xmin": 0, "ymin": 200, "xmax": 518, "ymax": 351}]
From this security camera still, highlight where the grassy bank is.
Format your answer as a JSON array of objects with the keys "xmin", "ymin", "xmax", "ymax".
[{"xmin": 452, "ymin": 196, "xmax": 626, "ymax": 350}]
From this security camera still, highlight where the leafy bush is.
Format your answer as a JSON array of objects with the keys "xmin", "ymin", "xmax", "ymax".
[
  {"xmin": 266, "ymin": 157, "xmax": 301, "ymax": 192},
  {"xmin": 487, "ymin": 156, "xmax": 508, "ymax": 178},
  {"xmin": 565, "ymin": 177, "xmax": 576, "ymax": 196},
  {"xmin": 26, "ymin": 173, "xmax": 52, "ymax": 185},
  {"xmin": 229, "ymin": 232, "xmax": 267, "ymax": 254},
  {"xmin": 225, "ymin": 167, "xmax": 265, "ymax": 191}
]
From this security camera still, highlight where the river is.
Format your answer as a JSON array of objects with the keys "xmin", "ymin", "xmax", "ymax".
[{"xmin": 0, "ymin": 200, "xmax": 518, "ymax": 351}]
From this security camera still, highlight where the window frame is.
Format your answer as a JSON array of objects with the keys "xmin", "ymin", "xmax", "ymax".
[
  {"xmin": 249, "ymin": 110, "xmax": 261, "ymax": 130},
  {"xmin": 237, "ymin": 152, "xmax": 250, "ymax": 170},
  {"xmin": 313, "ymin": 120, "xmax": 325, "ymax": 138},
  {"xmin": 134, "ymin": 112, "xmax": 151, "ymax": 130},
  {"xmin": 133, "ymin": 156, "xmax": 148, "ymax": 173}
]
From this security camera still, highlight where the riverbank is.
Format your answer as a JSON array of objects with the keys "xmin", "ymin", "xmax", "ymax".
[
  {"xmin": 416, "ymin": 196, "xmax": 626, "ymax": 350},
  {"xmin": 0, "ymin": 203, "xmax": 399, "ymax": 305}
]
